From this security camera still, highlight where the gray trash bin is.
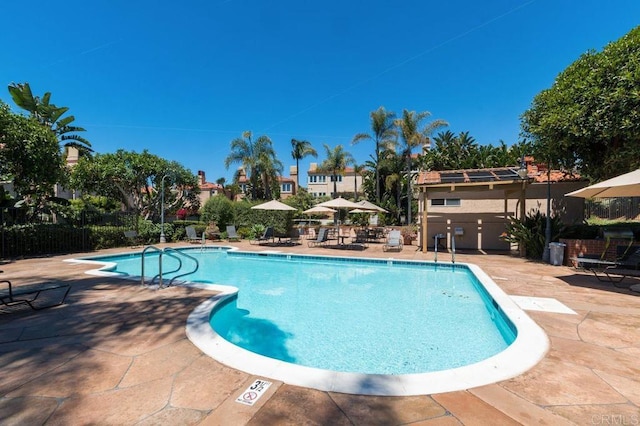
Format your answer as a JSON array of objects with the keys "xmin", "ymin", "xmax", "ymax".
[{"xmin": 549, "ymin": 242, "xmax": 566, "ymax": 266}]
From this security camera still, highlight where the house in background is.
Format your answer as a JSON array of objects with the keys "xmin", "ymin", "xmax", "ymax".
[
  {"xmin": 305, "ymin": 163, "xmax": 364, "ymax": 199},
  {"xmin": 196, "ymin": 170, "xmax": 225, "ymax": 205},
  {"xmin": 235, "ymin": 168, "xmax": 297, "ymax": 200},
  {"xmin": 415, "ymin": 158, "xmax": 587, "ymax": 252}
]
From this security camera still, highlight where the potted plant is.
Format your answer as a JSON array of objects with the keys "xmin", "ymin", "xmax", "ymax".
[{"xmin": 400, "ymin": 225, "xmax": 418, "ymax": 245}]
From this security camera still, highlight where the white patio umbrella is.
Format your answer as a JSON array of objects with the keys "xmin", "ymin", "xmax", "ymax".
[
  {"xmin": 566, "ymin": 169, "xmax": 640, "ymax": 198},
  {"xmin": 316, "ymin": 197, "xmax": 362, "ymax": 209},
  {"xmin": 303, "ymin": 206, "xmax": 337, "ymax": 214},
  {"xmin": 355, "ymin": 200, "xmax": 388, "ymax": 213},
  {"xmin": 251, "ymin": 200, "xmax": 297, "ymax": 211}
]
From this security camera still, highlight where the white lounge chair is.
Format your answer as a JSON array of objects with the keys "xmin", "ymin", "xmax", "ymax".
[{"xmin": 383, "ymin": 230, "xmax": 403, "ymax": 252}]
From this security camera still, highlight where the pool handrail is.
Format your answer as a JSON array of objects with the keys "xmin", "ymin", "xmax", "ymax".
[
  {"xmin": 165, "ymin": 247, "xmax": 199, "ymax": 287},
  {"xmin": 141, "ymin": 245, "xmax": 163, "ymax": 287}
]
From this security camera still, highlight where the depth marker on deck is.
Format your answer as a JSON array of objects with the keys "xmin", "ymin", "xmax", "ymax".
[{"xmin": 235, "ymin": 379, "xmax": 272, "ymax": 406}]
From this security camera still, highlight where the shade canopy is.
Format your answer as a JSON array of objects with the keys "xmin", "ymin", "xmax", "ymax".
[
  {"xmin": 565, "ymin": 169, "xmax": 640, "ymax": 198},
  {"xmin": 316, "ymin": 197, "xmax": 362, "ymax": 209},
  {"xmin": 355, "ymin": 200, "xmax": 388, "ymax": 213},
  {"xmin": 251, "ymin": 200, "xmax": 297, "ymax": 211},
  {"xmin": 303, "ymin": 206, "xmax": 337, "ymax": 214}
]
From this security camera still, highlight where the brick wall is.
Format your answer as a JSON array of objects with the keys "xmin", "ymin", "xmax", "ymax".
[{"xmin": 560, "ymin": 238, "xmax": 636, "ymax": 266}]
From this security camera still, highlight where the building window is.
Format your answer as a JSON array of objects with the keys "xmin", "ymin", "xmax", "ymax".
[
  {"xmin": 309, "ymin": 176, "xmax": 317, "ymax": 183},
  {"xmin": 281, "ymin": 183, "xmax": 292, "ymax": 192},
  {"xmin": 330, "ymin": 175, "xmax": 342, "ymax": 182},
  {"xmin": 240, "ymin": 184, "xmax": 247, "ymax": 193},
  {"xmin": 319, "ymin": 175, "xmax": 326, "ymax": 183},
  {"xmin": 431, "ymin": 198, "xmax": 461, "ymax": 206}
]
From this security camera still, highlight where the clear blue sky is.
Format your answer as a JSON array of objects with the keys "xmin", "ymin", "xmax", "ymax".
[{"xmin": 2, "ymin": 0, "xmax": 639, "ymax": 185}]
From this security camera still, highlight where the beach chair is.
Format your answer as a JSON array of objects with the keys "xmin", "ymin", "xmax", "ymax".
[
  {"xmin": 0, "ymin": 271, "xmax": 71, "ymax": 311},
  {"xmin": 250, "ymin": 227, "xmax": 274, "ymax": 245},
  {"xmin": 226, "ymin": 225, "xmax": 241, "ymax": 242},
  {"xmin": 124, "ymin": 230, "xmax": 141, "ymax": 248},
  {"xmin": 571, "ymin": 247, "xmax": 640, "ymax": 285},
  {"xmin": 382, "ymin": 230, "xmax": 403, "ymax": 252},
  {"xmin": 185, "ymin": 225, "xmax": 205, "ymax": 244},
  {"xmin": 308, "ymin": 227, "xmax": 330, "ymax": 247}
]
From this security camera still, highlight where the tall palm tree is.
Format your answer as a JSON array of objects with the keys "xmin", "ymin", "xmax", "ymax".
[
  {"xmin": 224, "ymin": 131, "xmax": 280, "ymax": 200},
  {"xmin": 290, "ymin": 138, "xmax": 317, "ymax": 190},
  {"xmin": 352, "ymin": 106, "xmax": 396, "ymax": 204},
  {"xmin": 320, "ymin": 144, "xmax": 354, "ymax": 198},
  {"xmin": 8, "ymin": 82, "xmax": 92, "ymax": 157},
  {"xmin": 395, "ymin": 109, "xmax": 448, "ymax": 224},
  {"xmin": 351, "ymin": 162, "xmax": 365, "ymax": 201}
]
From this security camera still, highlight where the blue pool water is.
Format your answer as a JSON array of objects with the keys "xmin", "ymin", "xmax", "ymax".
[{"xmin": 89, "ymin": 248, "xmax": 516, "ymax": 375}]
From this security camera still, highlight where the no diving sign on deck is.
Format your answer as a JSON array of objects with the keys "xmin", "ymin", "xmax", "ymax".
[{"xmin": 235, "ymin": 379, "xmax": 273, "ymax": 406}]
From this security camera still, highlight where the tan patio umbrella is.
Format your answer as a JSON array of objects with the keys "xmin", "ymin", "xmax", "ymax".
[
  {"xmin": 355, "ymin": 200, "xmax": 388, "ymax": 213},
  {"xmin": 316, "ymin": 197, "xmax": 362, "ymax": 209},
  {"xmin": 251, "ymin": 200, "xmax": 297, "ymax": 211},
  {"xmin": 566, "ymin": 169, "xmax": 640, "ymax": 198},
  {"xmin": 303, "ymin": 206, "xmax": 337, "ymax": 214},
  {"xmin": 316, "ymin": 197, "xmax": 362, "ymax": 241}
]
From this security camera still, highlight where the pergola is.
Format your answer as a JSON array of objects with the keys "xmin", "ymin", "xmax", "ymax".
[{"xmin": 415, "ymin": 166, "xmax": 530, "ymax": 253}]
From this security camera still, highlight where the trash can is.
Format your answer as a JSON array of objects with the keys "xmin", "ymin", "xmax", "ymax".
[{"xmin": 549, "ymin": 242, "xmax": 566, "ymax": 266}]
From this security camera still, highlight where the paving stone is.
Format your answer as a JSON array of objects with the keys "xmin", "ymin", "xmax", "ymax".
[
  {"xmin": 0, "ymin": 396, "xmax": 59, "ymax": 425},
  {"xmin": 330, "ymin": 393, "xmax": 446, "ymax": 425},
  {"xmin": 432, "ymin": 391, "xmax": 521, "ymax": 425}
]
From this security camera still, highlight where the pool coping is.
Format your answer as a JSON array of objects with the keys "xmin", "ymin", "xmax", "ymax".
[{"xmin": 70, "ymin": 246, "xmax": 550, "ymax": 396}]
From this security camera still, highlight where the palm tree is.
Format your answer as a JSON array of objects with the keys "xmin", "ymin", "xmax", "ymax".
[
  {"xmin": 319, "ymin": 144, "xmax": 354, "ymax": 198},
  {"xmin": 8, "ymin": 82, "xmax": 92, "ymax": 157},
  {"xmin": 351, "ymin": 162, "xmax": 365, "ymax": 201},
  {"xmin": 395, "ymin": 109, "xmax": 448, "ymax": 224},
  {"xmin": 224, "ymin": 131, "xmax": 281, "ymax": 200},
  {"xmin": 352, "ymin": 107, "xmax": 396, "ymax": 204},
  {"xmin": 290, "ymin": 138, "xmax": 317, "ymax": 190}
]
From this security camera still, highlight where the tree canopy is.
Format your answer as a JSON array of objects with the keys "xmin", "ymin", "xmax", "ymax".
[
  {"xmin": 0, "ymin": 100, "xmax": 65, "ymax": 217},
  {"xmin": 8, "ymin": 82, "xmax": 92, "ymax": 157},
  {"xmin": 69, "ymin": 149, "xmax": 199, "ymax": 219},
  {"xmin": 521, "ymin": 25, "xmax": 640, "ymax": 182}
]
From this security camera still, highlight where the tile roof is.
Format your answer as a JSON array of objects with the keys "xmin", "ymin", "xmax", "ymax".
[{"xmin": 416, "ymin": 163, "xmax": 583, "ymax": 186}]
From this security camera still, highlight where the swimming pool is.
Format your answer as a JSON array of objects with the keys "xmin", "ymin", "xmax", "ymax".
[{"xmin": 72, "ymin": 246, "xmax": 548, "ymax": 395}]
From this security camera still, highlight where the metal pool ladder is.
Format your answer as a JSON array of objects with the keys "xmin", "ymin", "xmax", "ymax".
[
  {"xmin": 141, "ymin": 246, "xmax": 200, "ymax": 288},
  {"xmin": 433, "ymin": 234, "xmax": 456, "ymax": 263}
]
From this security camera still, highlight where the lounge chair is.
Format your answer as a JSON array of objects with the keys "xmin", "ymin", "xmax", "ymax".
[
  {"xmin": 0, "ymin": 271, "xmax": 71, "ymax": 311},
  {"xmin": 124, "ymin": 230, "xmax": 141, "ymax": 248},
  {"xmin": 382, "ymin": 230, "xmax": 403, "ymax": 252},
  {"xmin": 250, "ymin": 227, "xmax": 274, "ymax": 245},
  {"xmin": 308, "ymin": 227, "xmax": 330, "ymax": 247},
  {"xmin": 185, "ymin": 225, "xmax": 205, "ymax": 244},
  {"xmin": 226, "ymin": 225, "xmax": 241, "ymax": 242},
  {"xmin": 348, "ymin": 230, "xmax": 369, "ymax": 249},
  {"xmin": 571, "ymin": 247, "xmax": 640, "ymax": 284}
]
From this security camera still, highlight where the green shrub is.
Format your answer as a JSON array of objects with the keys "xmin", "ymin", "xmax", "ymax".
[
  {"xmin": 501, "ymin": 211, "xmax": 565, "ymax": 260},
  {"xmin": 201, "ymin": 197, "xmax": 234, "ymax": 229}
]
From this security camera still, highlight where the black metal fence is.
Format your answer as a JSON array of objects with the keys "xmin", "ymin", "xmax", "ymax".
[
  {"xmin": 586, "ymin": 197, "xmax": 640, "ymax": 221},
  {"xmin": 0, "ymin": 210, "xmax": 138, "ymax": 258}
]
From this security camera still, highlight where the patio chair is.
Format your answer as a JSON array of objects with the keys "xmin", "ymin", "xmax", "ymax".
[
  {"xmin": 346, "ymin": 230, "xmax": 368, "ymax": 250},
  {"xmin": 308, "ymin": 227, "xmax": 330, "ymax": 247},
  {"xmin": 382, "ymin": 230, "xmax": 403, "ymax": 252},
  {"xmin": 185, "ymin": 225, "xmax": 205, "ymax": 244},
  {"xmin": 571, "ymin": 247, "xmax": 640, "ymax": 285},
  {"xmin": 0, "ymin": 271, "xmax": 71, "ymax": 311},
  {"xmin": 250, "ymin": 227, "xmax": 274, "ymax": 245},
  {"xmin": 226, "ymin": 225, "xmax": 241, "ymax": 242},
  {"xmin": 124, "ymin": 230, "xmax": 141, "ymax": 248}
]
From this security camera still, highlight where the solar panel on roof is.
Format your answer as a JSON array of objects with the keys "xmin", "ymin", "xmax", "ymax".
[
  {"xmin": 466, "ymin": 171, "xmax": 495, "ymax": 181},
  {"xmin": 493, "ymin": 169, "xmax": 519, "ymax": 178},
  {"xmin": 440, "ymin": 172, "xmax": 465, "ymax": 183}
]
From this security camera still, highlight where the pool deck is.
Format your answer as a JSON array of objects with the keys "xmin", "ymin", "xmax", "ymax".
[{"xmin": 1, "ymin": 240, "xmax": 639, "ymax": 425}]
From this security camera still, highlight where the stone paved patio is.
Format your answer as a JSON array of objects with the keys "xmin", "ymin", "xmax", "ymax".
[{"xmin": 1, "ymin": 240, "xmax": 639, "ymax": 425}]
